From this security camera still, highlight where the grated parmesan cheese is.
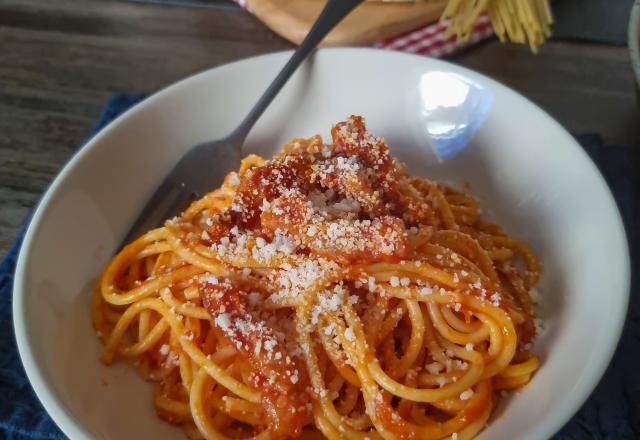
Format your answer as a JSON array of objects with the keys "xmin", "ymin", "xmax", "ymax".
[{"xmin": 459, "ymin": 389, "xmax": 474, "ymax": 401}]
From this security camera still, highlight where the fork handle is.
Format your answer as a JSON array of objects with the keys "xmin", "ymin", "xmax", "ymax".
[{"xmin": 230, "ymin": 0, "xmax": 365, "ymax": 142}]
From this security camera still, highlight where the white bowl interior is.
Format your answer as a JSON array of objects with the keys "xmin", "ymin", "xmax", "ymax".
[{"xmin": 14, "ymin": 49, "xmax": 629, "ymax": 440}]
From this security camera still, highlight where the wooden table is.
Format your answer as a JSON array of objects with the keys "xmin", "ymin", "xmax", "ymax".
[{"xmin": 1, "ymin": 0, "xmax": 638, "ymax": 256}]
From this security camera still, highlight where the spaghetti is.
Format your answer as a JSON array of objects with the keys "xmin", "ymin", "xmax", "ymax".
[
  {"xmin": 374, "ymin": 0, "xmax": 554, "ymax": 51},
  {"xmin": 93, "ymin": 116, "xmax": 541, "ymax": 440},
  {"xmin": 441, "ymin": 0, "xmax": 553, "ymax": 51}
]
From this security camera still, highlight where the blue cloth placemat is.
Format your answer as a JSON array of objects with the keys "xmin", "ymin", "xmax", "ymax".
[
  {"xmin": 1, "ymin": 94, "xmax": 638, "ymax": 439},
  {"xmin": 0, "ymin": 94, "xmax": 144, "ymax": 440}
]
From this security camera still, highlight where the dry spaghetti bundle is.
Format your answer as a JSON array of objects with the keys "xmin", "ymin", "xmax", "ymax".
[
  {"xmin": 441, "ymin": 0, "xmax": 553, "ymax": 50},
  {"xmin": 93, "ymin": 116, "xmax": 541, "ymax": 439},
  {"xmin": 374, "ymin": 0, "xmax": 553, "ymax": 51}
]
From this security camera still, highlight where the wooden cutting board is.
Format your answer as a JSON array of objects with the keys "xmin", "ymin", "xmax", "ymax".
[{"xmin": 247, "ymin": 0, "xmax": 447, "ymax": 46}]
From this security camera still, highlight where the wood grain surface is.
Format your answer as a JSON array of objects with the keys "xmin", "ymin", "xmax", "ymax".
[
  {"xmin": 247, "ymin": 0, "xmax": 446, "ymax": 46},
  {"xmin": 1, "ymin": 0, "xmax": 638, "ymax": 256}
]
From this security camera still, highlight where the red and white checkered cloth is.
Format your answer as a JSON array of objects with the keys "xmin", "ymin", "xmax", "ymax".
[
  {"xmin": 374, "ymin": 13, "xmax": 493, "ymax": 57},
  {"xmin": 234, "ymin": 1, "xmax": 494, "ymax": 58}
]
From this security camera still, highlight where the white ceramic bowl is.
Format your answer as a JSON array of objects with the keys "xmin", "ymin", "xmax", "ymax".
[{"xmin": 13, "ymin": 48, "xmax": 629, "ymax": 440}]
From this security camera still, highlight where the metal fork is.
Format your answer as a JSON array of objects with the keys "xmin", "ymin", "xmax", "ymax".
[{"xmin": 119, "ymin": 0, "xmax": 365, "ymax": 247}]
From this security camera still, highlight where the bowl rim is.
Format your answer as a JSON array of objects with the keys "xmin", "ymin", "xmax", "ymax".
[{"xmin": 12, "ymin": 47, "xmax": 631, "ymax": 440}]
